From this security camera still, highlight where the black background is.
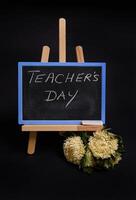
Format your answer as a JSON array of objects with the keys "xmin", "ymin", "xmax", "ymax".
[
  {"xmin": 0, "ymin": 0, "xmax": 136, "ymax": 199},
  {"xmin": 23, "ymin": 66, "xmax": 101, "ymax": 120}
]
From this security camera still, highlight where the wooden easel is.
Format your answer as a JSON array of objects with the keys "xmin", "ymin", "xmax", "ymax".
[{"xmin": 22, "ymin": 18, "xmax": 103, "ymax": 155}]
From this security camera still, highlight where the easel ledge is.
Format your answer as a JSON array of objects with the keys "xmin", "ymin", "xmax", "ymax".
[{"xmin": 22, "ymin": 125, "xmax": 103, "ymax": 132}]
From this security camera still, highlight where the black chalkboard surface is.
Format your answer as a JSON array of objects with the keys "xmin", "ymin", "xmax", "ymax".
[{"xmin": 18, "ymin": 62, "xmax": 106, "ymax": 124}]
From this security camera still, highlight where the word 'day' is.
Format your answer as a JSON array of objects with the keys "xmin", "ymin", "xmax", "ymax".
[
  {"xmin": 44, "ymin": 90, "xmax": 79, "ymax": 108},
  {"xmin": 18, "ymin": 62, "xmax": 106, "ymax": 125}
]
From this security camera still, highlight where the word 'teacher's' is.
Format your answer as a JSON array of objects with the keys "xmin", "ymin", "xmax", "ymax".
[{"xmin": 27, "ymin": 70, "xmax": 100, "ymax": 108}]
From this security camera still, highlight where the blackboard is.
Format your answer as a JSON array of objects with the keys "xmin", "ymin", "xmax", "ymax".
[{"xmin": 18, "ymin": 62, "xmax": 106, "ymax": 124}]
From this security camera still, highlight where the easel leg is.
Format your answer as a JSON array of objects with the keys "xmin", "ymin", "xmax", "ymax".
[
  {"xmin": 27, "ymin": 45, "xmax": 50, "ymax": 155},
  {"xmin": 27, "ymin": 132, "xmax": 37, "ymax": 155}
]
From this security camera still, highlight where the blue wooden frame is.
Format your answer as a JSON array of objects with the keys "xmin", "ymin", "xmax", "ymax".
[{"xmin": 18, "ymin": 62, "xmax": 106, "ymax": 125}]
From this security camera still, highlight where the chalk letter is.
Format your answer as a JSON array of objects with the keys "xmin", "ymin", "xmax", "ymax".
[
  {"xmin": 35, "ymin": 74, "xmax": 46, "ymax": 83},
  {"xmin": 65, "ymin": 73, "xmax": 75, "ymax": 83},
  {"xmin": 93, "ymin": 72, "xmax": 99, "ymax": 82},
  {"xmin": 76, "ymin": 73, "xmax": 84, "ymax": 82},
  {"xmin": 44, "ymin": 90, "xmax": 57, "ymax": 102},
  {"xmin": 28, "ymin": 70, "xmax": 40, "ymax": 84},
  {"xmin": 45, "ymin": 73, "xmax": 55, "ymax": 83},
  {"xmin": 55, "ymin": 74, "xmax": 64, "ymax": 84},
  {"xmin": 57, "ymin": 91, "xmax": 65, "ymax": 100},
  {"xmin": 84, "ymin": 73, "xmax": 92, "ymax": 82},
  {"xmin": 65, "ymin": 90, "xmax": 79, "ymax": 108}
]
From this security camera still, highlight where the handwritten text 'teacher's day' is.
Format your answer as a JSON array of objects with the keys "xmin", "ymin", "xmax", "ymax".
[{"xmin": 27, "ymin": 70, "xmax": 100, "ymax": 108}]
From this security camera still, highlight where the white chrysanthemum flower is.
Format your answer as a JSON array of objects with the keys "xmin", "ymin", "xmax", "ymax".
[
  {"xmin": 88, "ymin": 130, "xmax": 118, "ymax": 159},
  {"xmin": 63, "ymin": 136, "xmax": 85, "ymax": 165}
]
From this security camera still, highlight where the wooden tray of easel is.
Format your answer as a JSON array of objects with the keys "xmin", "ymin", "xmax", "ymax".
[{"xmin": 22, "ymin": 18, "xmax": 103, "ymax": 155}]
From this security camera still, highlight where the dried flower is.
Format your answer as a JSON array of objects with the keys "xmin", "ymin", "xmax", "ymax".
[
  {"xmin": 88, "ymin": 130, "xmax": 118, "ymax": 159},
  {"xmin": 62, "ymin": 129, "xmax": 124, "ymax": 173},
  {"xmin": 63, "ymin": 136, "xmax": 85, "ymax": 165}
]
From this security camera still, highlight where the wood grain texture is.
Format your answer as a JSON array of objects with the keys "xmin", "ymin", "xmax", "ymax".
[
  {"xmin": 22, "ymin": 125, "xmax": 103, "ymax": 132},
  {"xmin": 59, "ymin": 18, "xmax": 66, "ymax": 62}
]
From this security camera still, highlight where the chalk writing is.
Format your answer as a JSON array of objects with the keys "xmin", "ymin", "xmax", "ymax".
[
  {"xmin": 22, "ymin": 65, "xmax": 103, "ymax": 121},
  {"xmin": 28, "ymin": 70, "xmax": 100, "ymax": 84},
  {"xmin": 27, "ymin": 69, "xmax": 100, "ymax": 109},
  {"xmin": 44, "ymin": 90, "xmax": 79, "ymax": 108}
]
